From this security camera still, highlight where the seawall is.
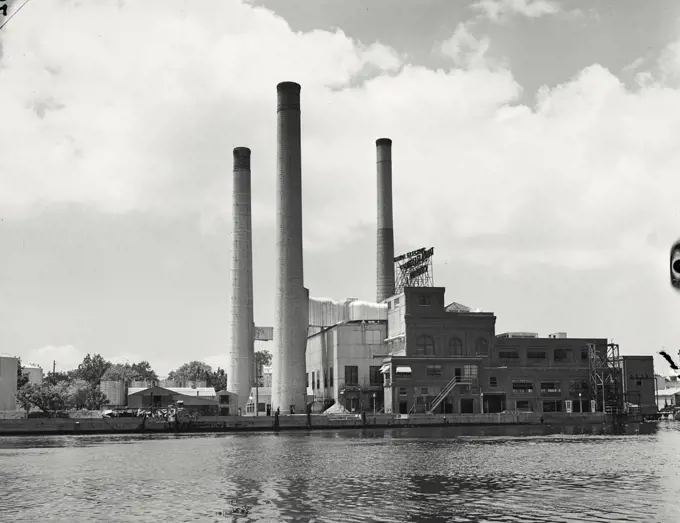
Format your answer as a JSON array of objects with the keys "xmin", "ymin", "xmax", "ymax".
[{"xmin": 0, "ymin": 412, "xmax": 615, "ymax": 436}]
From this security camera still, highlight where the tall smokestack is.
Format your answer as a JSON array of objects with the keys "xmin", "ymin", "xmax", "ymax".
[
  {"xmin": 228, "ymin": 147, "xmax": 255, "ymax": 411},
  {"xmin": 376, "ymin": 138, "xmax": 395, "ymax": 302},
  {"xmin": 272, "ymin": 81, "xmax": 308, "ymax": 413}
]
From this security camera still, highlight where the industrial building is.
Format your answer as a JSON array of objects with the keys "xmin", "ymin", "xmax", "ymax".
[{"xmin": 225, "ymin": 81, "xmax": 656, "ymax": 417}]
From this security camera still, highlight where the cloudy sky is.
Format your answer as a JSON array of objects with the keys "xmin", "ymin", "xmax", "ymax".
[{"xmin": 2, "ymin": 0, "xmax": 680, "ymax": 377}]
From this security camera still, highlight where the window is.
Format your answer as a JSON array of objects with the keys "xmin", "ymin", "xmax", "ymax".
[
  {"xmin": 418, "ymin": 295, "xmax": 432, "ymax": 306},
  {"xmin": 463, "ymin": 365, "xmax": 478, "ymax": 379},
  {"xmin": 581, "ymin": 349, "xmax": 589, "ymax": 361},
  {"xmin": 330, "ymin": 367, "xmax": 334, "ymax": 387},
  {"xmin": 394, "ymin": 297, "xmax": 400, "ymax": 306},
  {"xmin": 345, "ymin": 366, "xmax": 359, "ymax": 386},
  {"xmin": 399, "ymin": 387, "xmax": 407, "ymax": 396},
  {"xmin": 489, "ymin": 376, "xmax": 498, "ymax": 387},
  {"xmin": 415, "ymin": 334, "xmax": 435, "ymax": 355},
  {"xmin": 311, "ymin": 371, "xmax": 315, "ymax": 390},
  {"xmin": 543, "ymin": 400, "xmax": 563, "ymax": 413},
  {"xmin": 306, "ymin": 373, "xmax": 309, "ymax": 388},
  {"xmin": 324, "ymin": 369, "xmax": 328, "ymax": 388},
  {"xmin": 636, "ymin": 380, "xmax": 642, "ymax": 386},
  {"xmin": 512, "ymin": 380, "xmax": 533, "ymax": 393},
  {"xmin": 476, "ymin": 338, "xmax": 488, "ymax": 355},
  {"xmin": 448, "ymin": 337, "xmax": 463, "ymax": 356},
  {"xmin": 220, "ymin": 395, "xmax": 230, "ymax": 405},
  {"xmin": 316, "ymin": 372, "xmax": 320, "ymax": 390},
  {"xmin": 516, "ymin": 400, "xmax": 531, "ymax": 411},
  {"xmin": 421, "ymin": 387, "xmax": 429, "ymax": 395},
  {"xmin": 426, "ymin": 364, "xmax": 442, "ymax": 376},
  {"xmin": 540, "ymin": 382, "xmax": 561, "ymax": 393},
  {"xmin": 499, "ymin": 351, "xmax": 519, "ymax": 359},
  {"xmin": 387, "ymin": 302, "xmax": 392, "ymax": 310},
  {"xmin": 369, "ymin": 366, "xmax": 383, "ymax": 386},
  {"xmin": 554, "ymin": 349, "xmax": 572, "ymax": 362},
  {"xmin": 527, "ymin": 351, "xmax": 546, "ymax": 360}
]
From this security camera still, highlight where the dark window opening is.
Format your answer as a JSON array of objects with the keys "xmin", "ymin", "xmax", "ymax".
[
  {"xmin": 489, "ymin": 376, "xmax": 498, "ymax": 387},
  {"xmin": 426, "ymin": 364, "xmax": 442, "ymax": 376},
  {"xmin": 345, "ymin": 366, "xmax": 359, "ymax": 386},
  {"xmin": 369, "ymin": 366, "xmax": 382, "ymax": 386},
  {"xmin": 527, "ymin": 351, "xmax": 546, "ymax": 359},
  {"xmin": 499, "ymin": 351, "xmax": 519, "ymax": 359},
  {"xmin": 415, "ymin": 334, "xmax": 435, "ymax": 355}
]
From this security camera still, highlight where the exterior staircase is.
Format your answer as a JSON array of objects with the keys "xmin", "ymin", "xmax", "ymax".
[{"xmin": 427, "ymin": 376, "xmax": 473, "ymax": 413}]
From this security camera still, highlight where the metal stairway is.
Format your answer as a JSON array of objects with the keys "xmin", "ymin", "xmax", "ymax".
[{"xmin": 427, "ymin": 376, "xmax": 472, "ymax": 413}]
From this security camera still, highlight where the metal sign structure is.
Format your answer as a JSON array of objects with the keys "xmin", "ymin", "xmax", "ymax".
[{"xmin": 393, "ymin": 247, "xmax": 434, "ymax": 294}]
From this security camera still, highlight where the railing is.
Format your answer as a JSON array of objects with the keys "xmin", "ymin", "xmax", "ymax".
[{"xmin": 421, "ymin": 376, "xmax": 473, "ymax": 414}]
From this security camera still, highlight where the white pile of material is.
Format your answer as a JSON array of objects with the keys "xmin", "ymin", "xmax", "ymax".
[
  {"xmin": 308, "ymin": 297, "xmax": 388, "ymax": 327},
  {"xmin": 323, "ymin": 402, "xmax": 350, "ymax": 415}
]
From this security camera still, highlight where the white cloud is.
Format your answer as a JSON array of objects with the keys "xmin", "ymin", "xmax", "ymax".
[
  {"xmin": 471, "ymin": 0, "xmax": 561, "ymax": 22},
  {"xmin": 439, "ymin": 22, "xmax": 493, "ymax": 69},
  {"xmin": 1, "ymin": 0, "xmax": 680, "ymax": 285}
]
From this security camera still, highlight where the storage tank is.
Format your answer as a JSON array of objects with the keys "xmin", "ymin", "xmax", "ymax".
[{"xmin": 100, "ymin": 380, "xmax": 127, "ymax": 407}]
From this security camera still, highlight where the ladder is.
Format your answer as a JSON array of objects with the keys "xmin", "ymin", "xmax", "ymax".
[{"xmin": 428, "ymin": 376, "xmax": 472, "ymax": 413}]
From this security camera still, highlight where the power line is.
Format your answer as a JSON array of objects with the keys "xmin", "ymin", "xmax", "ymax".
[{"xmin": 0, "ymin": 0, "xmax": 32, "ymax": 32}]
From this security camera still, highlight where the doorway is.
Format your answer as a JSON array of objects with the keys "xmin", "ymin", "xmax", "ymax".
[
  {"xmin": 484, "ymin": 394, "xmax": 506, "ymax": 413},
  {"xmin": 460, "ymin": 398, "xmax": 475, "ymax": 414},
  {"xmin": 399, "ymin": 401, "xmax": 408, "ymax": 414}
]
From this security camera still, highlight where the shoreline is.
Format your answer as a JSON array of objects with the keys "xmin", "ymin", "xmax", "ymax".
[{"xmin": 0, "ymin": 411, "xmax": 647, "ymax": 437}]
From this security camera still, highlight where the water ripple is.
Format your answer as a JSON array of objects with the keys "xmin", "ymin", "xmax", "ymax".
[{"xmin": 0, "ymin": 425, "xmax": 677, "ymax": 522}]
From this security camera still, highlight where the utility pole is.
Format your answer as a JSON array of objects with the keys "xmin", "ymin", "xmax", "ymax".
[{"xmin": 52, "ymin": 360, "xmax": 56, "ymax": 375}]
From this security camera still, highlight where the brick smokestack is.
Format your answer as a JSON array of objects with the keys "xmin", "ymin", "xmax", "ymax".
[
  {"xmin": 272, "ymin": 81, "xmax": 309, "ymax": 413},
  {"xmin": 228, "ymin": 147, "xmax": 255, "ymax": 410},
  {"xmin": 376, "ymin": 138, "xmax": 395, "ymax": 302}
]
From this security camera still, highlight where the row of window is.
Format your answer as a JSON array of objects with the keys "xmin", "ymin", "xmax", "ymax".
[
  {"xmin": 497, "ymin": 348, "xmax": 590, "ymax": 362},
  {"xmin": 414, "ymin": 334, "xmax": 488, "ymax": 356},
  {"xmin": 507, "ymin": 379, "xmax": 590, "ymax": 394},
  {"xmin": 307, "ymin": 365, "xmax": 384, "ymax": 389},
  {"xmin": 394, "ymin": 364, "xmax": 479, "ymax": 379}
]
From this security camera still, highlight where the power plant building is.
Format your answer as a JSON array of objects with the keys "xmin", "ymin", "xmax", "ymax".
[{"xmin": 227, "ymin": 81, "xmax": 655, "ymax": 417}]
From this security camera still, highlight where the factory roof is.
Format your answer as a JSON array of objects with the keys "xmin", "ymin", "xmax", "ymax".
[
  {"xmin": 445, "ymin": 302, "xmax": 483, "ymax": 313},
  {"xmin": 128, "ymin": 386, "xmax": 216, "ymax": 398}
]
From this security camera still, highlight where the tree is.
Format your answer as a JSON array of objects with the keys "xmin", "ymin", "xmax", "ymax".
[
  {"xmin": 44, "ymin": 370, "xmax": 76, "ymax": 386},
  {"xmin": 168, "ymin": 361, "xmax": 213, "ymax": 385},
  {"xmin": 85, "ymin": 386, "xmax": 110, "ymax": 410},
  {"xmin": 15, "ymin": 383, "xmax": 68, "ymax": 414},
  {"xmin": 207, "ymin": 367, "xmax": 228, "ymax": 392},
  {"xmin": 16, "ymin": 357, "xmax": 29, "ymax": 389},
  {"xmin": 101, "ymin": 363, "xmax": 137, "ymax": 382},
  {"xmin": 130, "ymin": 361, "xmax": 158, "ymax": 383},
  {"xmin": 75, "ymin": 353, "xmax": 111, "ymax": 386},
  {"xmin": 255, "ymin": 350, "xmax": 272, "ymax": 384}
]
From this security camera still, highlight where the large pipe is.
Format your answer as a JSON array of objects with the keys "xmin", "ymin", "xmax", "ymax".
[
  {"xmin": 272, "ymin": 81, "xmax": 308, "ymax": 414},
  {"xmin": 228, "ymin": 147, "xmax": 255, "ymax": 411},
  {"xmin": 376, "ymin": 138, "xmax": 395, "ymax": 302}
]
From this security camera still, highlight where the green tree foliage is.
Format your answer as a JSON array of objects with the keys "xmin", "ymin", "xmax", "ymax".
[
  {"xmin": 130, "ymin": 361, "xmax": 158, "ymax": 383},
  {"xmin": 101, "ymin": 361, "xmax": 158, "ymax": 384},
  {"xmin": 15, "ymin": 380, "xmax": 110, "ymax": 413},
  {"xmin": 16, "ymin": 357, "xmax": 29, "ymax": 389},
  {"xmin": 15, "ymin": 383, "xmax": 68, "ymax": 414},
  {"xmin": 255, "ymin": 350, "xmax": 272, "ymax": 384},
  {"xmin": 44, "ymin": 370, "xmax": 76, "ymax": 386},
  {"xmin": 168, "ymin": 361, "xmax": 213, "ymax": 385},
  {"xmin": 208, "ymin": 367, "xmax": 228, "ymax": 392},
  {"xmin": 75, "ymin": 353, "xmax": 111, "ymax": 386}
]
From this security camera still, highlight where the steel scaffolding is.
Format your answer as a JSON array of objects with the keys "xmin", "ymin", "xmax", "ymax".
[{"xmin": 588, "ymin": 342, "xmax": 624, "ymax": 415}]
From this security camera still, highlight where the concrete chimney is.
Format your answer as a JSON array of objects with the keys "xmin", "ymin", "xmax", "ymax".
[
  {"xmin": 376, "ymin": 138, "xmax": 395, "ymax": 302},
  {"xmin": 272, "ymin": 81, "xmax": 309, "ymax": 413},
  {"xmin": 228, "ymin": 147, "xmax": 255, "ymax": 411}
]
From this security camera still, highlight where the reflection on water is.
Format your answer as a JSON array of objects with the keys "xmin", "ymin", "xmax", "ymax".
[{"xmin": 0, "ymin": 423, "xmax": 678, "ymax": 522}]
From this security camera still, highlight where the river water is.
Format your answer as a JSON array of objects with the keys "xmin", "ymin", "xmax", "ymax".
[{"xmin": 0, "ymin": 423, "xmax": 679, "ymax": 522}]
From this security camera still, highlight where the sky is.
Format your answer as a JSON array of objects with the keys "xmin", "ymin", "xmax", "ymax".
[{"xmin": 2, "ymin": 0, "xmax": 680, "ymax": 377}]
